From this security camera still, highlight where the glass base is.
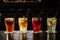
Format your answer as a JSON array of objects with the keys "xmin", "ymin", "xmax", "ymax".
[
  {"xmin": 32, "ymin": 30, "xmax": 43, "ymax": 33},
  {"xmin": 46, "ymin": 31, "xmax": 57, "ymax": 33},
  {"xmin": 4, "ymin": 31, "xmax": 15, "ymax": 33},
  {"xmin": 18, "ymin": 31, "xmax": 29, "ymax": 33}
]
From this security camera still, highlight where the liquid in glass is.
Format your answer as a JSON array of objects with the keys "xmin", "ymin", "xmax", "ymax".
[
  {"xmin": 18, "ymin": 18, "xmax": 28, "ymax": 33},
  {"xmin": 47, "ymin": 17, "xmax": 57, "ymax": 33},
  {"xmin": 5, "ymin": 18, "xmax": 14, "ymax": 33},
  {"xmin": 32, "ymin": 18, "xmax": 42, "ymax": 33}
]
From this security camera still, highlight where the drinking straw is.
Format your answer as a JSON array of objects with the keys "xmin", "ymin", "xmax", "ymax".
[
  {"xmin": 26, "ymin": 8, "xmax": 29, "ymax": 18},
  {"xmin": 55, "ymin": 9, "xmax": 58, "ymax": 18},
  {"xmin": 22, "ymin": 8, "xmax": 29, "ymax": 18}
]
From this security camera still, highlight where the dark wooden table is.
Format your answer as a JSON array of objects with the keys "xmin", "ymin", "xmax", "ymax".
[{"xmin": 0, "ymin": 31, "xmax": 60, "ymax": 40}]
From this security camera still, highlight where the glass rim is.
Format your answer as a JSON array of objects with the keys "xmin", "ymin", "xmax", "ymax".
[
  {"xmin": 32, "ymin": 18, "xmax": 42, "ymax": 20},
  {"xmin": 18, "ymin": 18, "xmax": 28, "ymax": 19},
  {"xmin": 5, "ymin": 17, "xmax": 14, "ymax": 19},
  {"xmin": 32, "ymin": 17, "xmax": 42, "ymax": 18},
  {"xmin": 47, "ymin": 17, "xmax": 57, "ymax": 18},
  {"xmin": 5, "ymin": 18, "xmax": 14, "ymax": 20},
  {"xmin": 47, "ymin": 18, "xmax": 57, "ymax": 20}
]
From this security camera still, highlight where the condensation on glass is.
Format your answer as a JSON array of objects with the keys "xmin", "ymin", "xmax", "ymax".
[{"xmin": 3, "ymin": 0, "xmax": 41, "ymax": 3}]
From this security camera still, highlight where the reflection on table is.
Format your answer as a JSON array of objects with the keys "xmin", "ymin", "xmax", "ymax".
[
  {"xmin": 6, "ymin": 33, "xmax": 14, "ymax": 40},
  {"xmin": 19, "ymin": 33, "xmax": 27, "ymax": 40},
  {"xmin": 47, "ymin": 33, "xmax": 56, "ymax": 40},
  {"xmin": 33, "ymin": 33, "xmax": 40, "ymax": 40},
  {"xmin": 0, "ymin": 31, "xmax": 59, "ymax": 40}
]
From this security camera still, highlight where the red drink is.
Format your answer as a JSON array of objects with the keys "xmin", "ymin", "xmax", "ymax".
[{"xmin": 32, "ymin": 18, "xmax": 42, "ymax": 32}]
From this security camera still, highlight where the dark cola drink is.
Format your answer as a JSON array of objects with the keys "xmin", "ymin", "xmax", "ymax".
[{"xmin": 5, "ymin": 18, "xmax": 14, "ymax": 33}]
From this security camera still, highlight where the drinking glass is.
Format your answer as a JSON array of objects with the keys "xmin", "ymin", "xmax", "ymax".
[
  {"xmin": 47, "ymin": 17, "xmax": 57, "ymax": 33},
  {"xmin": 18, "ymin": 18, "xmax": 28, "ymax": 33},
  {"xmin": 32, "ymin": 17, "xmax": 42, "ymax": 33},
  {"xmin": 5, "ymin": 18, "xmax": 15, "ymax": 33}
]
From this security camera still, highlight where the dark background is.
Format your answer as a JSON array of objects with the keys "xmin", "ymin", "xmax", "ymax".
[{"xmin": 0, "ymin": 0, "xmax": 60, "ymax": 31}]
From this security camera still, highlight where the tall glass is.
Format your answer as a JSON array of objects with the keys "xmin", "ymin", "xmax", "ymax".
[
  {"xmin": 47, "ymin": 17, "xmax": 57, "ymax": 33},
  {"xmin": 32, "ymin": 17, "xmax": 42, "ymax": 33},
  {"xmin": 18, "ymin": 18, "xmax": 28, "ymax": 33},
  {"xmin": 5, "ymin": 18, "xmax": 15, "ymax": 33}
]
